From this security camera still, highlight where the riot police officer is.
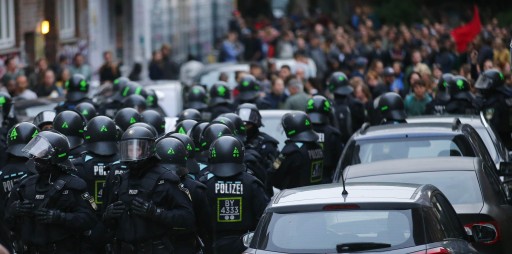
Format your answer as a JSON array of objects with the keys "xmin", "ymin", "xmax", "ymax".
[
  {"xmin": 142, "ymin": 109, "xmax": 166, "ymax": 137},
  {"xmin": 190, "ymin": 122, "xmax": 209, "ymax": 155},
  {"xmin": 270, "ymin": 112, "xmax": 324, "ymax": 189},
  {"xmin": 53, "ymin": 110, "xmax": 87, "ymax": 159},
  {"xmin": 5, "ymin": 131, "xmax": 97, "ymax": 253},
  {"xmin": 114, "ymin": 108, "xmax": 142, "ymax": 131},
  {"xmin": 185, "ymin": 85, "xmax": 210, "ymax": 121},
  {"xmin": 305, "ymin": 95, "xmax": 342, "ymax": 182},
  {"xmin": 425, "ymin": 73, "xmax": 453, "ymax": 115},
  {"xmin": 197, "ymin": 123, "xmax": 233, "ymax": 174},
  {"xmin": 102, "ymin": 126, "xmax": 195, "ymax": 254},
  {"xmin": 155, "ymin": 137, "xmax": 212, "ymax": 254},
  {"xmin": 327, "ymin": 72, "xmax": 366, "ymax": 141},
  {"xmin": 145, "ymin": 88, "xmax": 159, "ymax": 109},
  {"xmin": 96, "ymin": 77, "xmax": 130, "ymax": 118},
  {"xmin": 446, "ymin": 76, "xmax": 478, "ymax": 115},
  {"xmin": 220, "ymin": 113, "xmax": 247, "ymax": 142},
  {"xmin": 75, "ymin": 102, "xmax": 98, "ymax": 122},
  {"xmin": 234, "ymin": 75, "xmax": 271, "ymax": 109},
  {"xmin": 167, "ymin": 133, "xmax": 201, "ymax": 180},
  {"xmin": 122, "ymin": 94, "xmax": 147, "ymax": 113},
  {"xmin": 208, "ymin": 82, "xmax": 234, "ymax": 120},
  {"xmin": 0, "ymin": 92, "xmax": 18, "ymax": 168},
  {"xmin": 177, "ymin": 108, "xmax": 203, "ymax": 123},
  {"xmin": 174, "ymin": 119, "xmax": 198, "ymax": 135},
  {"xmin": 33, "ymin": 110, "xmax": 56, "ymax": 131},
  {"xmin": 203, "ymin": 136, "xmax": 268, "ymax": 254},
  {"xmin": 55, "ymin": 74, "xmax": 93, "ymax": 113},
  {"xmin": 376, "ymin": 92, "xmax": 407, "ymax": 124}
]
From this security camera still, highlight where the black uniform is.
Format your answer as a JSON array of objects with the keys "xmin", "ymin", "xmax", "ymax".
[
  {"xmin": 312, "ymin": 124, "xmax": 342, "ymax": 182},
  {"xmin": 425, "ymin": 73, "xmax": 453, "ymax": 115},
  {"xmin": 55, "ymin": 98, "xmax": 94, "ymax": 114},
  {"xmin": 445, "ymin": 76, "xmax": 478, "ymax": 115},
  {"xmin": 333, "ymin": 96, "xmax": 365, "ymax": 142}
]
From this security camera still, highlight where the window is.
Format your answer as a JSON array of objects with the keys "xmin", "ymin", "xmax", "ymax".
[
  {"xmin": 0, "ymin": 0, "xmax": 15, "ymax": 49},
  {"xmin": 432, "ymin": 194, "xmax": 466, "ymax": 239},
  {"xmin": 58, "ymin": 0, "xmax": 75, "ymax": 39}
]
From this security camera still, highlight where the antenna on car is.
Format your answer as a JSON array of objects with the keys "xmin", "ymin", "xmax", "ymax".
[{"xmin": 341, "ymin": 169, "xmax": 348, "ymax": 196}]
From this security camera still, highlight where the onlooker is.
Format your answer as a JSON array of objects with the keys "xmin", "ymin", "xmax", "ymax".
[
  {"xmin": 279, "ymin": 65, "xmax": 292, "ymax": 82},
  {"xmin": 219, "ymin": 31, "xmax": 243, "ymax": 63},
  {"xmin": 250, "ymin": 63, "xmax": 270, "ymax": 93},
  {"xmin": 283, "ymin": 78, "xmax": 309, "ymax": 111},
  {"xmin": 263, "ymin": 77, "xmax": 287, "ymax": 109},
  {"xmin": 161, "ymin": 43, "xmax": 180, "ymax": 79},
  {"xmin": 404, "ymin": 80, "xmax": 432, "ymax": 116},
  {"xmin": 149, "ymin": 50, "xmax": 165, "ymax": 80},
  {"xmin": 15, "ymin": 75, "xmax": 37, "ymax": 100},
  {"xmin": 1, "ymin": 56, "xmax": 24, "ymax": 86},
  {"xmin": 29, "ymin": 57, "xmax": 49, "ymax": 89},
  {"xmin": 34, "ymin": 70, "xmax": 63, "ymax": 98},
  {"xmin": 69, "ymin": 53, "xmax": 92, "ymax": 80},
  {"xmin": 128, "ymin": 63, "xmax": 142, "ymax": 81},
  {"xmin": 98, "ymin": 51, "xmax": 121, "ymax": 84}
]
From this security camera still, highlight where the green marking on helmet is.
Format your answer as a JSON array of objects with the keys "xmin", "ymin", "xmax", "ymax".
[
  {"xmin": 186, "ymin": 143, "xmax": 193, "ymax": 151},
  {"xmin": 179, "ymin": 127, "xmax": 186, "ymax": 134},
  {"xmin": 9, "ymin": 128, "xmax": 17, "ymax": 140},
  {"xmin": 242, "ymin": 80, "xmax": 250, "ymax": 87},
  {"xmin": 78, "ymin": 129, "xmax": 84, "ymax": 133},
  {"xmin": 129, "ymin": 117, "xmax": 137, "ymax": 124},
  {"xmin": 211, "ymin": 148, "xmax": 217, "ymax": 158},
  {"xmin": 287, "ymin": 130, "xmax": 296, "ymax": 135},
  {"xmin": 80, "ymin": 80, "xmax": 87, "ymax": 91},
  {"xmin": 305, "ymin": 119, "xmax": 310, "ymax": 126},
  {"xmin": 167, "ymin": 148, "xmax": 175, "ymax": 155},
  {"xmin": 217, "ymin": 131, "xmax": 223, "ymax": 137},
  {"xmin": 233, "ymin": 147, "xmax": 240, "ymax": 157},
  {"xmin": 192, "ymin": 88, "xmax": 201, "ymax": 94},
  {"xmin": 85, "ymin": 135, "xmax": 91, "ymax": 140},
  {"xmin": 122, "ymin": 86, "xmax": 130, "ymax": 97},
  {"xmin": 380, "ymin": 105, "xmax": 389, "ymax": 111},
  {"xmin": 217, "ymin": 85, "xmax": 227, "ymax": 96},
  {"xmin": 100, "ymin": 125, "xmax": 108, "ymax": 132},
  {"xmin": 323, "ymin": 100, "xmax": 331, "ymax": 111},
  {"xmin": 135, "ymin": 87, "xmax": 142, "ymax": 95},
  {"xmin": 443, "ymin": 81, "xmax": 448, "ymax": 88},
  {"xmin": 201, "ymin": 142, "xmax": 207, "ymax": 147},
  {"xmin": 160, "ymin": 124, "xmax": 165, "ymax": 129},
  {"xmin": 0, "ymin": 97, "xmax": 6, "ymax": 105},
  {"xmin": 82, "ymin": 109, "xmax": 89, "ymax": 116},
  {"xmin": 147, "ymin": 96, "xmax": 154, "ymax": 105},
  {"xmin": 240, "ymin": 126, "xmax": 246, "ymax": 130},
  {"xmin": 58, "ymin": 153, "xmax": 67, "ymax": 158},
  {"xmin": 114, "ymin": 79, "xmax": 120, "ymax": 85},
  {"xmin": 499, "ymin": 72, "xmax": 504, "ymax": 80},
  {"xmin": 65, "ymin": 81, "xmax": 70, "ymax": 89},
  {"xmin": 307, "ymin": 99, "xmax": 314, "ymax": 109},
  {"xmin": 62, "ymin": 122, "xmax": 69, "ymax": 129},
  {"xmin": 31, "ymin": 130, "xmax": 39, "ymax": 138},
  {"xmin": 456, "ymin": 79, "xmax": 464, "ymax": 90},
  {"xmin": 338, "ymin": 75, "xmax": 345, "ymax": 81}
]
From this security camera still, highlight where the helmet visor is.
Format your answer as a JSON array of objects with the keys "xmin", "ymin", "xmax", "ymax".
[
  {"xmin": 475, "ymin": 75, "xmax": 492, "ymax": 90},
  {"xmin": 119, "ymin": 139, "xmax": 154, "ymax": 161},
  {"xmin": 22, "ymin": 135, "xmax": 55, "ymax": 159},
  {"xmin": 238, "ymin": 108, "xmax": 260, "ymax": 126}
]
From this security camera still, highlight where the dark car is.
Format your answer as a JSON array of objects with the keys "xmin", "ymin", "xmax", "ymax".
[
  {"xmin": 242, "ymin": 182, "xmax": 479, "ymax": 253},
  {"xmin": 340, "ymin": 157, "xmax": 512, "ymax": 254}
]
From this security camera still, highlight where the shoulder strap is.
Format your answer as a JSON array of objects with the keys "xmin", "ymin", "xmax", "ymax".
[
  {"xmin": 38, "ymin": 175, "xmax": 74, "ymax": 209},
  {"xmin": 139, "ymin": 167, "xmax": 168, "ymax": 194}
]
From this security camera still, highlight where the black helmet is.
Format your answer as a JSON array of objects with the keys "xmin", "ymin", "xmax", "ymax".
[
  {"xmin": 377, "ymin": 92, "xmax": 407, "ymax": 122},
  {"xmin": 210, "ymin": 82, "xmax": 231, "ymax": 106},
  {"xmin": 119, "ymin": 125, "xmax": 156, "ymax": 162},
  {"xmin": 450, "ymin": 76, "xmax": 472, "ymax": 101},
  {"xmin": 475, "ymin": 69, "xmax": 504, "ymax": 92},
  {"xmin": 33, "ymin": 110, "xmax": 56, "ymax": 130},
  {"xmin": 168, "ymin": 133, "xmax": 196, "ymax": 159},
  {"xmin": 53, "ymin": 110, "xmax": 86, "ymax": 149},
  {"xmin": 113, "ymin": 77, "xmax": 131, "ymax": 92},
  {"xmin": 237, "ymin": 75, "xmax": 260, "ymax": 102},
  {"xmin": 155, "ymin": 137, "xmax": 188, "ymax": 176},
  {"xmin": 7, "ymin": 122, "xmax": 40, "ymax": 157},
  {"xmin": 212, "ymin": 116, "xmax": 236, "ymax": 133},
  {"xmin": 75, "ymin": 102, "xmax": 97, "ymax": 122},
  {"xmin": 119, "ymin": 81, "xmax": 147, "ymax": 98},
  {"xmin": 142, "ymin": 109, "xmax": 166, "ymax": 136},
  {"xmin": 23, "ymin": 131, "xmax": 70, "ymax": 164},
  {"xmin": 84, "ymin": 116, "xmax": 118, "ymax": 156},
  {"xmin": 191, "ymin": 122, "xmax": 209, "ymax": 152},
  {"xmin": 199, "ymin": 123, "xmax": 233, "ymax": 151},
  {"xmin": 174, "ymin": 119, "xmax": 198, "ymax": 135},
  {"xmin": 220, "ymin": 113, "xmax": 247, "ymax": 142},
  {"xmin": 114, "ymin": 108, "xmax": 142, "ymax": 131},
  {"xmin": 128, "ymin": 122, "xmax": 158, "ymax": 138},
  {"xmin": 437, "ymin": 73, "xmax": 454, "ymax": 102},
  {"xmin": 236, "ymin": 103, "xmax": 263, "ymax": 127},
  {"xmin": 146, "ymin": 89, "xmax": 159, "ymax": 108},
  {"xmin": 305, "ymin": 95, "xmax": 332, "ymax": 124},
  {"xmin": 208, "ymin": 136, "xmax": 245, "ymax": 177},
  {"xmin": 0, "ymin": 92, "xmax": 13, "ymax": 119},
  {"xmin": 327, "ymin": 72, "xmax": 352, "ymax": 95},
  {"xmin": 186, "ymin": 85, "xmax": 208, "ymax": 110},
  {"xmin": 122, "ymin": 94, "xmax": 147, "ymax": 112},
  {"xmin": 282, "ymin": 112, "xmax": 318, "ymax": 142},
  {"xmin": 177, "ymin": 108, "xmax": 202, "ymax": 122},
  {"xmin": 65, "ymin": 74, "xmax": 89, "ymax": 101}
]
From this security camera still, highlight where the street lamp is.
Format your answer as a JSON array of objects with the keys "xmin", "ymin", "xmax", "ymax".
[{"xmin": 41, "ymin": 20, "xmax": 50, "ymax": 35}]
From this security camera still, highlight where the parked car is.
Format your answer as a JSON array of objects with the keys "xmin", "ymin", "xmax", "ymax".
[
  {"xmin": 193, "ymin": 62, "xmax": 249, "ymax": 90},
  {"xmin": 13, "ymin": 97, "xmax": 63, "ymax": 123},
  {"xmin": 243, "ymin": 182, "xmax": 479, "ymax": 253},
  {"xmin": 340, "ymin": 157, "xmax": 512, "ymax": 253}
]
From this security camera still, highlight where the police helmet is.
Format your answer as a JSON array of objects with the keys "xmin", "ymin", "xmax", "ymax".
[
  {"xmin": 53, "ymin": 110, "xmax": 86, "ymax": 149},
  {"xmin": 119, "ymin": 125, "xmax": 156, "ymax": 162},
  {"xmin": 177, "ymin": 108, "xmax": 202, "ymax": 122},
  {"xmin": 282, "ymin": 112, "xmax": 318, "ymax": 142},
  {"xmin": 84, "ymin": 116, "xmax": 118, "ymax": 156},
  {"xmin": 190, "ymin": 122, "xmax": 209, "ymax": 152},
  {"xmin": 199, "ymin": 123, "xmax": 233, "ymax": 151},
  {"xmin": 119, "ymin": 81, "xmax": 148, "ymax": 98},
  {"xmin": 377, "ymin": 92, "xmax": 407, "ymax": 122},
  {"xmin": 7, "ymin": 122, "xmax": 41, "ymax": 157},
  {"xmin": 212, "ymin": 116, "xmax": 236, "ymax": 134},
  {"xmin": 141, "ymin": 109, "xmax": 166, "ymax": 136},
  {"xmin": 475, "ymin": 69, "xmax": 504, "ymax": 92},
  {"xmin": 22, "ymin": 131, "xmax": 70, "ymax": 164},
  {"xmin": 186, "ymin": 85, "xmax": 208, "ymax": 110},
  {"xmin": 113, "ymin": 77, "xmax": 131, "ymax": 92},
  {"xmin": 122, "ymin": 94, "xmax": 147, "ymax": 113},
  {"xmin": 75, "ymin": 102, "xmax": 97, "ymax": 122},
  {"xmin": 0, "ymin": 92, "xmax": 13, "ymax": 119},
  {"xmin": 327, "ymin": 72, "xmax": 352, "ymax": 96},
  {"xmin": 155, "ymin": 137, "xmax": 188, "ymax": 176},
  {"xmin": 128, "ymin": 122, "xmax": 158, "ymax": 139},
  {"xmin": 208, "ymin": 136, "xmax": 245, "ymax": 177},
  {"xmin": 168, "ymin": 133, "xmax": 196, "ymax": 159},
  {"xmin": 33, "ymin": 110, "xmax": 56, "ymax": 130},
  {"xmin": 236, "ymin": 103, "xmax": 263, "ymax": 127},
  {"xmin": 437, "ymin": 73, "xmax": 454, "ymax": 102},
  {"xmin": 114, "ymin": 108, "xmax": 142, "ymax": 131},
  {"xmin": 450, "ymin": 76, "xmax": 472, "ymax": 101},
  {"xmin": 305, "ymin": 95, "xmax": 332, "ymax": 124},
  {"xmin": 210, "ymin": 82, "xmax": 231, "ymax": 106},
  {"xmin": 220, "ymin": 113, "xmax": 247, "ymax": 142},
  {"xmin": 146, "ymin": 89, "xmax": 159, "ymax": 108},
  {"xmin": 65, "ymin": 74, "xmax": 89, "ymax": 101},
  {"xmin": 174, "ymin": 119, "xmax": 198, "ymax": 135},
  {"xmin": 237, "ymin": 75, "xmax": 261, "ymax": 102}
]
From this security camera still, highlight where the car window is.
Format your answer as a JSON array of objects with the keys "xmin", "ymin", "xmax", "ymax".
[
  {"xmin": 432, "ymin": 193, "xmax": 466, "ymax": 239},
  {"xmin": 348, "ymin": 171, "xmax": 483, "ymax": 205},
  {"xmin": 475, "ymin": 127, "xmax": 499, "ymax": 163},
  {"xmin": 256, "ymin": 209, "xmax": 423, "ymax": 253},
  {"xmin": 482, "ymin": 163, "xmax": 508, "ymax": 205},
  {"xmin": 463, "ymin": 125, "xmax": 496, "ymax": 171}
]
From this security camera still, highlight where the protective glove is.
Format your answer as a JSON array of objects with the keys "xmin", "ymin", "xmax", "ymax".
[
  {"xmin": 103, "ymin": 201, "xmax": 126, "ymax": 220},
  {"xmin": 34, "ymin": 208, "xmax": 66, "ymax": 224},
  {"xmin": 131, "ymin": 197, "xmax": 161, "ymax": 218},
  {"xmin": 9, "ymin": 200, "xmax": 34, "ymax": 217}
]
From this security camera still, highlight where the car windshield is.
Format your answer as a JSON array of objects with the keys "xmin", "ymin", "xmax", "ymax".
[
  {"xmin": 354, "ymin": 136, "xmax": 475, "ymax": 164},
  {"xmin": 256, "ymin": 209, "xmax": 423, "ymax": 253},
  {"xmin": 349, "ymin": 171, "xmax": 483, "ymax": 205}
]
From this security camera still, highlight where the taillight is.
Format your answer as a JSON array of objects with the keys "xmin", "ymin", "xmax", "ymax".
[
  {"xmin": 464, "ymin": 221, "xmax": 500, "ymax": 245},
  {"xmin": 410, "ymin": 247, "xmax": 451, "ymax": 254},
  {"xmin": 323, "ymin": 204, "xmax": 360, "ymax": 210}
]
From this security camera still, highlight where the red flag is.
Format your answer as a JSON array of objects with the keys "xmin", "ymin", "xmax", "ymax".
[{"xmin": 451, "ymin": 5, "xmax": 482, "ymax": 53}]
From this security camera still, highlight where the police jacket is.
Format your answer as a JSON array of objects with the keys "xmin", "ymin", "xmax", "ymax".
[
  {"xmin": 105, "ymin": 161, "xmax": 195, "ymax": 242},
  {"xmin": 55, "ymin": 98, "xmax": 94, "ymax": 114},
  {"xmin": 270, "ymin": 140, "xmax": 325, "ymax": 189},
  {"xmin": 208, "ymin": 103, "xmax": 235, "ymax": 121},
  {"xmin": 5, "ymin": 171, "xmax": 97, "ymax": 246},
  {"xmin": 245, "ymin": 131, "xmax": 279, "ymax": 168},
  {"xmin": 425, "ymin": 98, "xmax": 449, "ymax": 115},
  {"xmin": 102, "ymin": 161, "xmax": 129, "ymax": 213},
  {"xmin": 180, "ymin": 176, "xmax": 212, "ymax": 251},
  {"xmin": 312, "ymin": 124, "xmax": 342, "ymax": 181},
  {"xmin": 333, "ymin": 96, "xmax": 366, "ymax": 142},
  {"xmin": 446, "ymin": 99, "xmax": 479, "ymax": 115}
]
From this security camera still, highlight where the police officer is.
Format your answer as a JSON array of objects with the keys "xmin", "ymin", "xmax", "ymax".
[
  {"xmin": 197, "ymin": 123, "xmax": 233, "ymax": 174},
  {"xmin": 167, "ymin": 133, "xmax": 201, "ymax": 180},
  {"xmin": 114, "ymin": 108, "xmax": 142, "ymax": 131},
  {"xmin": 33, "ymin": 110, "xmax": 56, "ymax": 131},
  {"xmin": 75, "ymin": 102, "xmax": 98, "ymax": 122},
  {"xmin": 174, "ymin": 119, "xmax": 198, "ymax": 136},
  {"xmin": 270, "ymin": 112, "xmax": 324, "ymax": 189},
  {"xmin": 53, "ymin": 110, "xmax": 87, "ymax": 159},
  {"xmin": 145, "ymin": 88, "xmax": 159, "ymax": 109},
  {"xmin": 55, "ymin": 74, "xmax": 93, "ymax": 113},
  {"xmin": 5, "ymin": 131, "xmax": 97, "ymax": 253},
  {"xmin": 102, "ymin": 126, "xmax": 195, "ymax": 254},
  {"xmin": 96, "ymin": 77, "xmax": 130, "ymax": 118},
  {"xmin": 234, "ymin": 75, "xmax": 271, "ymax": 109},
  {"xmin": 327, "ymin": 72, "xmax": 366, "ymax": 140},
  {"xmin": 376, "ymin": 92, "xmax": 407, "ymax": 124},
  {"xmin": 208, "ymin": 82, "xmax": 234, "ymax": 120},
  {"xmin": 155, "ymin": 137, "xmax": 212, "ymax": 253},
  {"xmin": 425, "ymin": 73, "xmax": 453, "ymax": 115},
  {"xmin": 177, "ymin": 108, "xmax": 203, "ymax": 123},
  {"xmin": 446, "ymin": 76, "xmax": 478, "ymax": 115},
  {"xmin": 142, "ymin": 109, "xmax": 166, "ymax": 137},
  {"xmin": 122, "ymin": 94, "xmax": 148, "ymax": 113},
  {"xmin": 190, "ymin": 122, "xmax": 209, "ymax": 156},
  {"xmin": 305, "ymin": 95, "xmax": 342, "ymax": 182},
  {"xmin": 186, "ymin": 85, "xmax": 210, "ymax": 121},
  {"xmin": 0, "ymin": 92, "xmax": 18, "ymax": 168},
  {"xmin": 220, "ymin": 113, "xmax": 247, "ymax": 142},
  {"xmin": 203, "ymin": 136, "xmax": 268, "ymax": 254}
]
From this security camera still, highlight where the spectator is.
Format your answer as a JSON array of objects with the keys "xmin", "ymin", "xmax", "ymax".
[
  {"xmin": 149, "ymin": 50, "xmax": 165, "ymax": 80},
  {"xmin": 29, "ymin": 57, "xmax": 49, "ymax": 89},
  {"xmin": 283, "ymin": 78, "xmax": 309, "ymax": 111},
  {"xmin": 279, "ymin": 65, "xmax": 292, "ymax": 82},
  {"xmin": 4, "ymin": 78, "xmax": 16, "ymax": 97},
  {"xmin": 276, "ymin": 30, "xmax": 295, "ymax": 59},
  {"xmin": 263, "ymin": 77, "xmax": 287, "ymax": 109},
  {"xmin": 493, "ymin": 38, "xmax": 510, "ymax": 71},
  {"xmin": 391, "ymin": 61, "xmax": 405, "ymax": 94},
  {"xmin": 293, "ymin": 50, "xmax": 313, "ymax": 78},
  {"xmin": 98, "ymin": 51, "xmax": 121, "ymax": 84},
  {"xmin": 129, "ymin": 63, "xmax": 142, "ymax": 81},
  {"xmin": 15, "ymin": 75, "xmax": 37, "ymax": 100},
  {"xmin": 161, "ymin": 43, "xmax": 180, "ymax": 79},
  {"xmin": 404, "ymin": 80, "xmax": 432, "ymax": 116},
  {"xmin": 365, "ymin": 70, "xmax": 387, "ymax": 98},
  {"xmin": 69, "ymin": 53, "xmax": 92, "ymax": 80},
  {"xmin": 219, "ymin": 31, "xmax": 244, "ymax": 63},
  {"xmin": 309, "ymin": 35, "xmax": 327, "ymax": 80},
  {"xmin": 34, "ymin": 70, "xmax": 64, "ymax": 98},
  {"xmin": 57, "ymin": 68, "xmax": 71, "ymax": 89},
  {"xmin": 250, "ymin": 63, "xmax": 271, "ymax": 93},
  {"xmin": 1, "ymin": 56, "xmax": 24, "ymax": 85},
  {"xmin": 219, "ymin": 72, "xmax": 229, "ymax": 82}
]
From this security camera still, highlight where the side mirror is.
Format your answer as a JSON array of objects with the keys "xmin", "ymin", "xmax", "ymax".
[
  {"xmin": 471, "ymin": 224, "xmax": 498, "ymax": 244},
  {"xmin": 242, "ymin": 232, "xmax": 254, "ymax": 248},
  {"xmin": 499, "ymin": 162, "xmax": 512, "ymax": 177}
]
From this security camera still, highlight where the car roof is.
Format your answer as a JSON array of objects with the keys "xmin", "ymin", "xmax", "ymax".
[
  {"xmin": 355, "ymin": 122, "xmax": 462, "ymax": 141},
  {"xmin": 407, "ymin": 115, "xmax": 486, "ymax": 128},
  {"xmin": 270, "ymin": 182, "xmax": 433, "ymax": 210},
  {"xmin": 345, "ymin": 157, "xmax": 480, "ymax": 179},
  {"xmin": 260, "ymin": 109, "xmax": 297, "ymax": 117},
  {"xmin": 196, "ymin": 62, "xmax": 249, "ymax": 75}
]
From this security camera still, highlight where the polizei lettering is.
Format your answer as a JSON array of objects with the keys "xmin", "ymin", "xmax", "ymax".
[
  {"xmin": 308, "ymin": 149, "xmax": 323, "ymax": 159},
  {"xmin": 94, "ymin": 165, "xmax": 107, "ymax": 176},
  {"xmin": 215, "ymin": 181, "xmax": 243, "ymax": 194}
]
